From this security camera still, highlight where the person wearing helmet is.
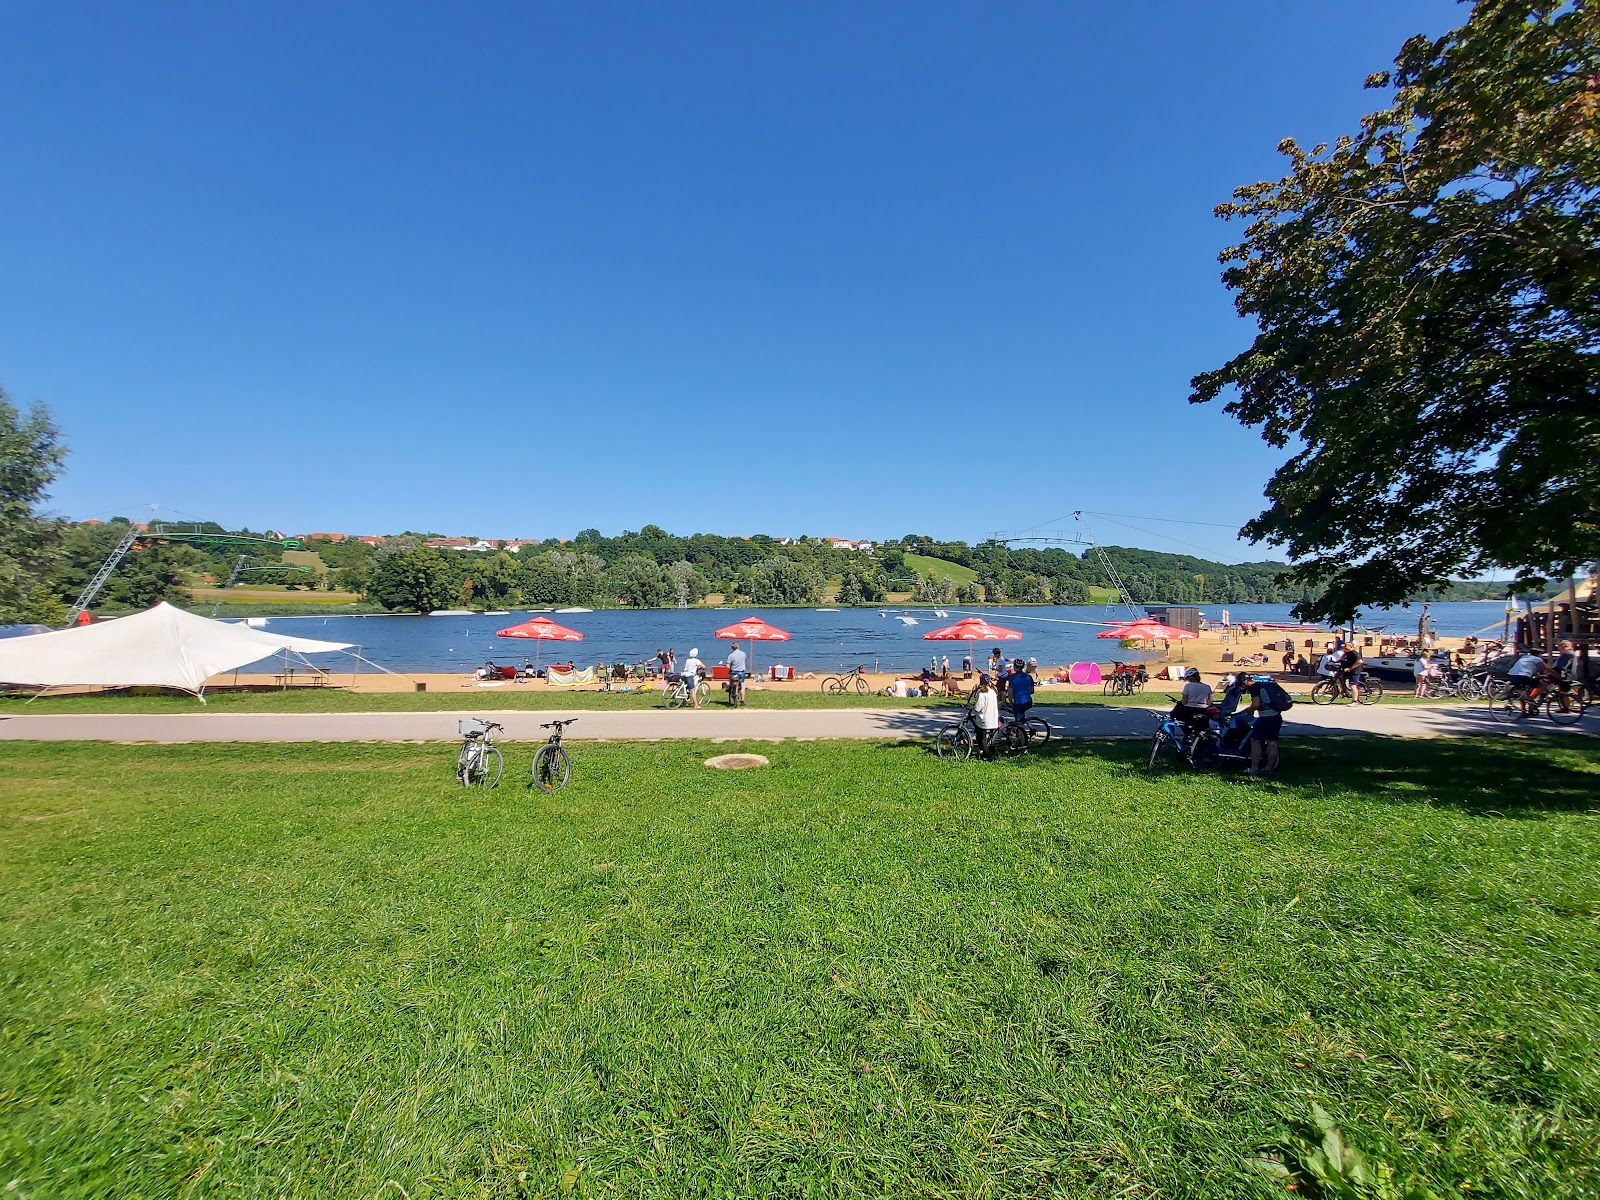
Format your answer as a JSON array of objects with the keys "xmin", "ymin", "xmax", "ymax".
[{"xmin": 1008, "ymin": 657, "xmax": 1036, "ymax": 734}]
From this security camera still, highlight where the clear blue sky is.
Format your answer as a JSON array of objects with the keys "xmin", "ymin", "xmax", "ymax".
[{"xmin": 1, "ymin": 0, "xmax": 1461, "ymax": 561}]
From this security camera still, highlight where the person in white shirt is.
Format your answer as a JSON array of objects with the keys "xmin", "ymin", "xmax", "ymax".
[
  {"xmin": 1317, "ymin": 649, "xmax": 1338, "ymax": 678},
  {"xmin": 969, "ymin": 673, "xmax": 1001, "ymax": 760},
  {"xmin": 1170, "ymin": 668, "xmax": 1214, "ymax": 737},
  {"xmin": 681, "ymin": 647, "xmax": 706, "ymax": 709},
  {"xmin": 1507, "ymin": 651, "xmax": 1551, "ymax": 704},
  {"xmin": 1413, "ymin": 654, "xmax": 1434, "ymax": 697}
]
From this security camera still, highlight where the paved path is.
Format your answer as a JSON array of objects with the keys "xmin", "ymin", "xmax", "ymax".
[{"xmin": 0, "ymin": 703, "xmax": 1585, "ymax": 744}]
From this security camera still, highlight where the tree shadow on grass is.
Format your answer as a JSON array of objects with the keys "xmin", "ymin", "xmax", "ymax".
[
  {"xmin": 1043, "ymin": 739, "xmax": 1593, "ymax": 825},
  {"xmin": 880, "ymin": 719, "xmax": 1600, "ymax": 819}
]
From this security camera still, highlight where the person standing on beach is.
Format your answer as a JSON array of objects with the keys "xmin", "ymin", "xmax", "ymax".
[{"xmin": 941, "ymin": 654, "xmax": 950, "ymax": 675}]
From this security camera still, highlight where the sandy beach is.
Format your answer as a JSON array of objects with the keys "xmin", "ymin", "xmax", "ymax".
[{"xmin": 184, "ymin": 624, "xmax": 1474, "ymax": 698}]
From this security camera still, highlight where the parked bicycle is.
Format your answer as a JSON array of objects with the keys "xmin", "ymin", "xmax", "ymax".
[
  {"xmin": 935, "ymin": 712, "xmax": 1035, "ymax": 761},
  {"xmin": 531, "ymin": 718, "xmax": 575, "ymax": 791},
  {"xmin": 1310, "ymin": 672, "xmax": 1384, "ymax": 705},
  {"xmin": 822, "ymin": 665, "xmax": 870, "ymax": 695},
  {"xmin": 1102, "ymin": 661, "xmax": 1148, "ymax": 697},
  {"xmin": 662, "ymin": 671, "xmax": 709, "ymax": 709},
  {"xmin": 456, "ymin": 719, "xmax": 505, "ymax": 789}
]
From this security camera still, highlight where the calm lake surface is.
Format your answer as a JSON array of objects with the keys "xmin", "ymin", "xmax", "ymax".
[{"xmin": 251, "ymin": 601, "xmax": 1515, "ymax": 675}]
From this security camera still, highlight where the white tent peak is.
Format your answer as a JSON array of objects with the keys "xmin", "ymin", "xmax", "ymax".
[{"xmin": 0, "ymin": 602, "xmax": 352, "ymax": 697}]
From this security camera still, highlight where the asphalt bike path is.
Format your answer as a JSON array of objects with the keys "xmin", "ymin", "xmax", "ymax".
[{"xmin": 1, "ymin": 703, "xmax": 1588, "ymax": 744}]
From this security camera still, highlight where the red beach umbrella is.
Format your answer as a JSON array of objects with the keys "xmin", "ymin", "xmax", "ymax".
[
  {"xmin": 496, "ymin": 615, "xmax": 584, "ymax": 669},
  {"xmin": 713, "ymin": 614, "xmax": 791, "ymax": 675},
  {"xmin": 1096, "ymin": 619, "xmax": 1197, "ymax": 641},
  {"xmin": 923, "ymin": 617, "xmax": 1022, "ymax": 675}
]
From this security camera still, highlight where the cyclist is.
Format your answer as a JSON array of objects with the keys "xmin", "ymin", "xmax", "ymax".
[
  {"xmin": 724, "ymin": 640, "xmax": 748, "ymax": 704},
  {"xmin": 680, "ymin": 646, "xmax": 706, "ymax": 709},
  {"xmin": 1335, "ymin": 643, "xmax": 1365, "ymax": 702},
  {"xmin": 1244, "ymin": 675, "xmax": 1292, "ymax": 776},
  {"xmin": 1008, "ymin": 658, "xmax": 1036, "ymax": 732},
  {"xmin": 1506, "ymin": 648, "xmax": 1552, "ymax": 708},
  {"xmin": 1170, "ymin": 668, "xmax": 1214, "ymax": 741},
  {"xmin": 969, "ymin": 673, "xmax": 1001, "ymax": 760}
]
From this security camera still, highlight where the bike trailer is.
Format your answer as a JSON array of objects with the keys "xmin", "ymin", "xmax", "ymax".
[{"xmin": 459, "ymin": 718, "xmax": 493, "ymax": 738}]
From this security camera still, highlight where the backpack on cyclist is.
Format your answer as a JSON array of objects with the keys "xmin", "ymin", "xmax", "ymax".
[{"xmin": 1259, "ymin": 679, "xmax": 1294, "ymax": 711}]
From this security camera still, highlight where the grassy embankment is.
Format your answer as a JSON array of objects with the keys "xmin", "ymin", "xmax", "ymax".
[
  {"xmin": 3, "ymin": 737, "xmax": 1597, "ymax": 1197},
  {"xmin": 904, "ymin": 553, "xmax": 1118, "ymax": 604}
]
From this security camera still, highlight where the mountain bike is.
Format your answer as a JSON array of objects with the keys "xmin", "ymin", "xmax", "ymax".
[
  {"xmin": 935, "ymin": 713, "xmax": 1031, "ymax": 761},
  {"xmin": 1004, "ymin": 705, "xmax": 1051, "ymax": 745},
  {"xmin": 531, "ymin": 718, "xmax": 575, "ymax": 791},
  {"xmin": 822, "ymin": 665, "xmax": 870, "ymax": 694},
  {"xmin": 456, "ymin": 719, "xmax": 504, "ymax": 789},
  {"xmin": 1310, "ymin": 672, "xmax": 1383, "ymax": 705},
  {"xmin": 663, "ymin": 672, "xmax": 709, "ymax": 709}
]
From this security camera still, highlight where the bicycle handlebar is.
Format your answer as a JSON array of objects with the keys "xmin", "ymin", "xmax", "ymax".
[{"xmin": 540, "ymin": 718, "xmax": 576, "ymax": 729}]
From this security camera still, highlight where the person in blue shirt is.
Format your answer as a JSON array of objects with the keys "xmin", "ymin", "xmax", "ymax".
[{"xmin": 1007, "ymin": 657, "xmax": 1036, "ymax": 730}]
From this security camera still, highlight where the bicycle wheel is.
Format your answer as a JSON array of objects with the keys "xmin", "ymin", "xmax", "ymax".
[
  {"xmin": 1358, "ymin": 679, "xmax": 1384, "ymax": 705},
  {"xmin": 1311, "ymin": 680, "xmax": 1335, "ymax": 705},
  {"xmin": 853, "ymin": 673, "xmax": 869, "ymax": 694},
  {"xmin": 1486, "ymin": 692, "xmax": 1524, "ymax": 722},
  {"xmin": 1546, "ymin": 690, "xmax": 1586, "ymax": 726},
  {"xmin": 935, "ymin": 724, "xmax": 972, "ymax": 762},
  {"xmin": 1102, "ymin": 676, "xmax": 1116, "ymax": 696},
  {"xmin": 663, "ymin": 685, "xmax": 683, "ymax": 709},
  {"xmin": 532, "ymin": 743, "xmax": 571, "ymax": 791},
  {"xmin": 822, "ymin": 676, "xmax": 842, "ymax": 694},
  {"xmin": 1025, "ymin": 715, "xmax": 1051, "ymax": 744},
  {"xmin": 694, "ymin": 680, "xmax": 710, "ymax": 707},
  {"xmin": 464, "ymin": 744, "xmax": 503, "ymax": 789},
  {"xmin": 1147, "ymin": 728, "xmax": 1168, "ymax": 770}
]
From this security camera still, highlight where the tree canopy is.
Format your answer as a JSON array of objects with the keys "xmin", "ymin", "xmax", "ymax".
[
  {"xmin": 1192, "ymin": 0, "xmax": 1599, "ymax": 621},
  {"xmin": 0, "ymin": 389, "xmax": 67, "ymax": 624}
]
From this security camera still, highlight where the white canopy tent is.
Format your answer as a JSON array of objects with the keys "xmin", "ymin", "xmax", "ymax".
[{"xmin": 0, "ymin": 602, "xmax": 353, "ymax": 699}]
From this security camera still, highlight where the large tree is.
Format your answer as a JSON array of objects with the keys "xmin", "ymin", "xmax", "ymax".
[
  {"xmin": 0, "ymin": 388, "xmax": 67, "ymax": 624},
  {"xmin": 1192, "ymin": 0, "xmax": 1599, "ymax": 621}
]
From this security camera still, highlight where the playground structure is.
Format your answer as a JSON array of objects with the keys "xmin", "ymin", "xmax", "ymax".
[{"xmin": 68, "ymin": 524, "xmax": 311, "ymax": 619}]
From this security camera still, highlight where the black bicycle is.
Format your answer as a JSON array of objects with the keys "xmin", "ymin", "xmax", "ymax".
[
  {"xmin": 531, "ymin": 718, "xmax": 575, "ymax": 792},
  {"xmin": 822, "ymin": 666, "xmax": 870, "ymax": 694},
  {"xmin": 726, "ymin": 671, "xmax": 748, "ymax": 706}
]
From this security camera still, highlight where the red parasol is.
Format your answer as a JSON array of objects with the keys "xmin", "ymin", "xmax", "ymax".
[
  {"xmin": 923, "ymin": 617, "xmax": 1021, "ymax": 675},
  {"xmin": 1096, "ymin": 619, "xmax": 1197, "ymax": 641},
  {"xmin": 496, "ymin": 615, "xmax": 584, "ymax": 669},
  {"xmin": 713, "ymin": 614, "xmax": 791, "ymax": 674}
]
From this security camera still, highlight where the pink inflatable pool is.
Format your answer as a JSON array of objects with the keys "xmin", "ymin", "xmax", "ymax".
[{"xmin": 1068, "ymin": 661, "xmax": 1103, "ymax": 685}]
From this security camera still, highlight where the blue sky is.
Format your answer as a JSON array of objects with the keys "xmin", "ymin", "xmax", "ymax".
[{"xmin": 1, "ymin": 0, "xmax": 1461, "ymax": 560}]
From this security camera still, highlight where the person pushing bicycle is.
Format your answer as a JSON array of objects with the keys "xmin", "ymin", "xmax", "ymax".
[{"xmin": 724, "ymin": 641, "xmax": 748, "ymax": 705}]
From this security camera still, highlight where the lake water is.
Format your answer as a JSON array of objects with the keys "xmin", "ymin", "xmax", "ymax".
[{"xmin": 249, "ymin": 601, "xmax": 1517, "ymax": 675}]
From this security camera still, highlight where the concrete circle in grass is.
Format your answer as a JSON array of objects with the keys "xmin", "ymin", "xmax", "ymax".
[{"xmin": 704, "ymin": 753, "xmax": 770, "ymax": 770}]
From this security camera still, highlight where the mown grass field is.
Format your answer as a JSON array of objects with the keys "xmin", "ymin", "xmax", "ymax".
[{"xmin": 3, "ymin": 737, "xmax": 1597, "ymax": 1198}]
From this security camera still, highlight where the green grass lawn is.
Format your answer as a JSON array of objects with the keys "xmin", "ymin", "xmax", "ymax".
[
  {"xmin": 3, "ymin": 737, "xmax": 1597, "ymax": 1197},
  {"xmin": 904, "ymin": 553, "xmax": 979, "ymax": 587}
]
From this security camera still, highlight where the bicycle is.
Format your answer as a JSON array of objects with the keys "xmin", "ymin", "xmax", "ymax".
[
  {"xmin": 456, "ymin": 719, "xmax": 505, "ymax": 789},
  {"xmin": 663, "ymin": 672, "xmax": 709, "ymax": 709},
  {"xmin": 725, "ymin": 671, "xmax": 748, "ymax": 707},
  {"xmin": 822, "ymin": 665, "xmax": 870, "ymax": 695},
  {"xmin": 1310, "ymin": 672, "xmax": 1384, "ymax": 705},
  {"xmin": 935, "ymin": 712, "xmax": 1032, "ymax": 761},
  {"xmin": 1486, "ymin": 679, "xmax": 1542, "ymax": 722},
  {"xmin": 1004, "ymin": 705, "xmax": 1052, "ymax": 745},
  {"xmin": 531, "ymin": 718, "xmax": 575, "ymax": 791},
  {"xmin": 1102, "ymin": 661, "xmax": 1148, "ymax": 697}
]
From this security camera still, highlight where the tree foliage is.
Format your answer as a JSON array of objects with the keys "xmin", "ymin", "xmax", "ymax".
[
  {"xmin": 1193, "ymin": 0, "xmax": 1600, "ymax": 620},
  {"xmin": 0, "ymin": 389, "xmax": 67, "ymax": 623}
]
